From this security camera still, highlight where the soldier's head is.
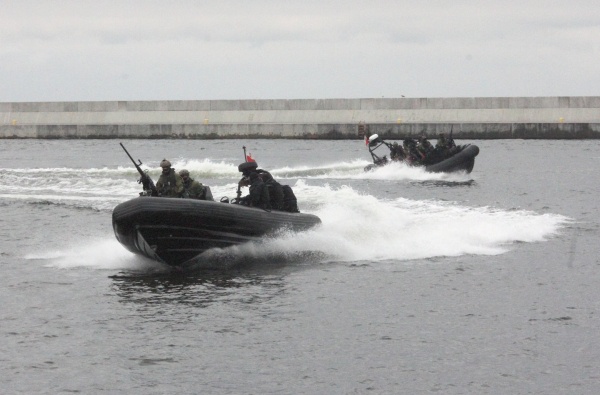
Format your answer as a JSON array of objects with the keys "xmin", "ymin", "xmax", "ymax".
[
  {"xmin": 238, "ymin": 161, "xmax": 258, "ymax": 177},
  {"xmin": 160, "ymin": 159, "xmax": 172, "ymax": 174},
  {"xmin": 178, "ymin": 169, "xmax": 190, "ymax": 181}
]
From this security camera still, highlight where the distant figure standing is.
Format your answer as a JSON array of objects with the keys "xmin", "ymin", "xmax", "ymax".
[{"xmin": 156, "ymin": 159, "xmax": 184, "ymax": 198}]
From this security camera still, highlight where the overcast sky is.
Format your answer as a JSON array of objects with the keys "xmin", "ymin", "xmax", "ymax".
[{"xmin": 2, "ymin": 0, "xmax": 599, "ymax": 102}]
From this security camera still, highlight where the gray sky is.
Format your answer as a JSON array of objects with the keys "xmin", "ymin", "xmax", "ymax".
[{"xmin": 2, "ymin": 0, "xmax": 599, "ymax": 101}]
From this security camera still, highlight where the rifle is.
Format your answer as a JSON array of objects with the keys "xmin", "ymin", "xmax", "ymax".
[
  {"xmin": 120, "ymin": 143, "xmax": 158, "ymax": 197},
  {"xmin": 235, "ymin": 146, "xmax": 248, "ymax": 200}
]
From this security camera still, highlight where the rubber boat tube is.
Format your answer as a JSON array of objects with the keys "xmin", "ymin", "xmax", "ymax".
[{"xmin": 112, "ymin": 197, "xmax": 321, "ymax": 266}]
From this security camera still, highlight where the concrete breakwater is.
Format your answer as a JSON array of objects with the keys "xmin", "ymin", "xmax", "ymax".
[{"xmin": 1, "ymin": 97, "xmax": 599, "ymax": 139}]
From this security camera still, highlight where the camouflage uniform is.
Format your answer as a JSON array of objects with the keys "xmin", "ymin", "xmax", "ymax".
[
  {"xmin": 183, "ymin": 178, "xmax": 206, "ymax": 199},
  {"xmin": 156, "ymin": 159, "xmax": 184, "ymax": 197},
  {"xmin": 436, "ymin": 134, "xmax": 448, "ymax": 150}
]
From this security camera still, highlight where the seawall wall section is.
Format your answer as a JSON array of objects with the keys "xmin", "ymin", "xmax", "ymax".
[{"xmin": 1, "ymin": 97, "xmax": 599, "ymax": 139}]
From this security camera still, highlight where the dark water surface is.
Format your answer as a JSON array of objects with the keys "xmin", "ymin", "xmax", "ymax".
[{"xmin": 1, "ymin": 139, "xmax": 599, "ymax": 394}]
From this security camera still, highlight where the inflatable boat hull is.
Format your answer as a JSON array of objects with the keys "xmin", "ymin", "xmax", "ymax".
[
  {"xmin": 112, "ymin": 197, "xmax": 321, "ymax": 266},
  {"xmin": 425, "ymin": 144, "xmax": 479, "ymax": 173},
  {"xmin": 365, "ymin": 144, "xmax": 479, "ymax": 173}
]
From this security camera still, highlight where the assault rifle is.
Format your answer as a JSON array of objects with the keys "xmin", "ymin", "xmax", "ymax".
[
  {"xmin": 235, "ymin": 146, "xmax": 249, "ymax": 200},
  {"xmin": 120, "ymin": 143, "xmax": 158, "ymax": 197},
  {"xmin": 448, "ymin": 125, "xmax": 456, "ymax": 148}
]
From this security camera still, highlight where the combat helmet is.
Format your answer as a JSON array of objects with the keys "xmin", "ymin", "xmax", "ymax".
[
  {"xmin": 160, "ymin": 159, "xmax": 172, "ymax": 168},
  {"xmin": 238, "ymin": 161, "xmax": 258, "ymax": 175}
]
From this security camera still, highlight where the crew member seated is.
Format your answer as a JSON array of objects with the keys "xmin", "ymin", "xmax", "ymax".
[
  {"xmin": 237, "ymin": 161, "xmax": 291, "ymax": 211},
  {"xmin": 436, "ymin": 133, "xmax": 448, "ymax": 150},
  {"xmin": 402, "ymin": 138, "xmax": 420, "ymax": 164},
  {"xmin": 436, "ymin": 132, "xmax": 457, "ymax": 150},
  {"xmin": 417, "ymin": 135, "xmax": 434, "ymax": 159},
  {"xmin": 390, "ymin": 142, "xmax": 406, "ymax": 161},
  {"xmin": 156, "ymin": 159, "xmax": 184, "ymax": 198},
  {"xmin": 179, "ymin": 169, "xmax": 214, "ymax": 200},
  {"xmin": 239, "ymin": 172, "xmax": 271, "ymax": 210}
]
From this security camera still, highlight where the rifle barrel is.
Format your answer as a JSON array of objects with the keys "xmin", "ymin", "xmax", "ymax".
[
  {"xmin": 120, "ymin": 142, "xmax": 158, "ymax": 196},
  {"xmin": 120, "ymin": 143, "xmax": 135, "ymax": 162}
]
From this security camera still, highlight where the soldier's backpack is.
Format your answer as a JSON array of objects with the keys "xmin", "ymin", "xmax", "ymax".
[{"xmin": 282, "ymin": 185, "xmax": 299, "ymax": 213}]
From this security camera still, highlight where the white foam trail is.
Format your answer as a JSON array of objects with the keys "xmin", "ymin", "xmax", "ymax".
[
  {"xmin": 168, "ymin": 159, "xmax": 239, "ymax": 178},
  {"xmin": 202, "ymin": 183, "xmax": 570, "ymax": 263},
  {"xmin": 1, "ymin": 159, "xmax": 471, "ymax": 212},
  {"xmin": 24, "ymin": 183, "xmax": 570, "ymax": 270},
  {"xmin": 25, "ymin": 239, "xmax": 166, "ymax": 271},
  {"xmin": 266, "ymin": 160, "xmax": 369, "ymax": 179},
  {"xmin": 345, "ymin": 161, "xmax": 472, "ymax": 181}
]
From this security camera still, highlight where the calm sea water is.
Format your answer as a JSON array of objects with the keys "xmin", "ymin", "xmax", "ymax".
[{"xmin": 1, "ymin": 139, "xmax": 598, "ymax": 394}]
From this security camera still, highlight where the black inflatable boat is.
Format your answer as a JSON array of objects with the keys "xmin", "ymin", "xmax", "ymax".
[
  {"xmin": 364, "ymin": 134, "xmax": 479, "ymax": 173},
  {"xmin": 112, "ymin": 197, "xmax": 322, "ymax": 267}
]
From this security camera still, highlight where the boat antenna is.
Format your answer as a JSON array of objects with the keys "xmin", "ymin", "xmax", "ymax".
[{"xmin": 243, "ymin": 146, "xmax": 247, "ymax": 162}]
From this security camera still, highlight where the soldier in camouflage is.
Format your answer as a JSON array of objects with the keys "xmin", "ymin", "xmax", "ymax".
[
  {"xmin": 156, "ymin": 159, "xmax": 184, "ymax": 198},
  {"xmin": 179, "ymin": 169, "xmax": 212, "ymax": 200}
]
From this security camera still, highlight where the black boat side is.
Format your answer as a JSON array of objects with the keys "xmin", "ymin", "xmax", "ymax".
[
  {"xmin": 424, "ymin": 144, "xmax": 479, "ymax": 173},
  {"xmin": 364, "ymin": 144, "xmax": 479, "ymax": 173},
  {"xmin": 112, "ymin": 197, "xmax": 322, "ymax": 266}
]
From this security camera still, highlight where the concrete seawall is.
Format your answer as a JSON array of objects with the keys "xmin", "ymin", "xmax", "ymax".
[{"xmin": 1, "ymin": 97, "xmax": 599, "ymax": 139}]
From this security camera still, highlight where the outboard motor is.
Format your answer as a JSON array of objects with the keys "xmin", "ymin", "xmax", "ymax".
[
  {"xmin": 368, "ymin": 134, "xmax": 383, "ymax": 147},
  {"xmin": 365, "ymin": 134, "xmax": 389, "ymax": 169}
]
